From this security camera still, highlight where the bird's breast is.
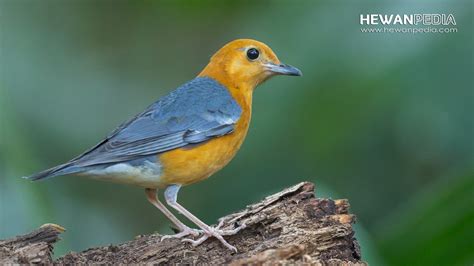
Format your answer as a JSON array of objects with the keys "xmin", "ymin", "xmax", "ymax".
[{"xmin": 158, "ymin": 105, "xmax": 251, "ymax": 187}]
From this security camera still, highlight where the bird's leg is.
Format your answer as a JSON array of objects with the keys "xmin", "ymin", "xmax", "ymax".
[
  {"xmin": 164, "ymin": 185, "xmax": 246, "ymax": 252},
  {"xmin": 145, "ymin": 188, "xmax": 202, "ymax": 240}
]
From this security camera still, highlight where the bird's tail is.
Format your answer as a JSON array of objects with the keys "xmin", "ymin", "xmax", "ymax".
[{"xmin": 23, "ymin": 163, "xmax": 84, "ymax": 181}]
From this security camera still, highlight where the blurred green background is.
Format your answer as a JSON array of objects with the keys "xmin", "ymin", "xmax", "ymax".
[{"xmin": 1, "ymin": 0, "xmax": 473, "ymax": 265}]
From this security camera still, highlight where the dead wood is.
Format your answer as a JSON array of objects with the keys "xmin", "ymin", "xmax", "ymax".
[{"xmin": 0, "ymin": 182, "xmax": 366, "ymax": 265}]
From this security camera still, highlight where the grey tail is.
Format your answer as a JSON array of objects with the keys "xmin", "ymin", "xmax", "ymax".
[{"xmin": 23, "ymin": 163, "xmax": 84, "ymax": 181}]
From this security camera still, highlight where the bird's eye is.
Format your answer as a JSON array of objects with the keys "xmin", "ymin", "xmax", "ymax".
[{"xmin": 246, "ymin": 48, "xmax": 259, "ymax": 60}]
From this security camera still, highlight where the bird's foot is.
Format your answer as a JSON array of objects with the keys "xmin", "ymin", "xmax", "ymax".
[
  {"xmin": 182, "ymin": 219, "xmax": 246, "ymax": 252},
  {"xmin": 160, "ymin": 226, "xmax": 203, "ymax": 241}
]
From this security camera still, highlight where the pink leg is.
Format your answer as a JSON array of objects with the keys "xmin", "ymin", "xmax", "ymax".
[
  {"xmin": 164, "ymin": 185, "xmax": 246, "ymax": 252},
  {"xmin": 145, "ymin": 188, "xmax": 201, "ymax": 240}
]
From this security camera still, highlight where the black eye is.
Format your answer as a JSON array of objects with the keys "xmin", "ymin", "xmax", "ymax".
[{"xmin": 246, "ymin": 48, "xmax": 259, "ymax": 60}]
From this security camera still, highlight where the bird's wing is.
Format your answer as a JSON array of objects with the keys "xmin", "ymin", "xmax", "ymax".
[{"xmin": 71, "ymin": 77, "xmax": 242, "ymax": 167}]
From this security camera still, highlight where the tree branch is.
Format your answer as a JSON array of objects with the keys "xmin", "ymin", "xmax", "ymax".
[
  {"xmin": 0, "ymin": 182, "xmax": 366, "ymax": 265},
  {"xmin": 0, "ymin": 223, "xmax": 64, "ymax": 264}
]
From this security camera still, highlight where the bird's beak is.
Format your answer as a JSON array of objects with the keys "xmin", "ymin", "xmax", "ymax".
[{"xmin": 264, "ymin": 62, "xmax": 302, "ymax": 76}]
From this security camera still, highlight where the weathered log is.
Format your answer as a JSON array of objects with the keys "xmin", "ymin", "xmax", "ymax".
[
  {"xmin": 0, "ymin": 223, "xmax": 64, "ymax": 264},
  {"xmin": 0, "ymin": 182, "xmax": 366, "ymax": 265}
]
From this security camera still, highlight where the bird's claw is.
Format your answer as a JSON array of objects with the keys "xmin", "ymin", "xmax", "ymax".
[
  {"xmin": 182, "ymin": 234, "xmax": 237, "ymax": 252},
  {"xmin": 182, "ymin": 222, "xmax": 246, "ymax": 252},
  {"xmin": 217, "ymin": 222, "xmax": 247, "ymax": 236},
  {"xmin": 160, "ymin": 226, "xmax": 202, "ymax": 241},
  {"xmin": 181, "ymin": 236, "xmax": 208, "ymax": 246}
]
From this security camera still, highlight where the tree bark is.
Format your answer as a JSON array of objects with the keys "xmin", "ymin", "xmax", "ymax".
[{"xmin": 0, "ymin": 182, "xmax": 366, "ymax": 265}]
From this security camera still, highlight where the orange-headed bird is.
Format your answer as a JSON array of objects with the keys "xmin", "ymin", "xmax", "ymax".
[{"xmin": 25, "ymin": 39, "xmax": 302, "ymax": 251}]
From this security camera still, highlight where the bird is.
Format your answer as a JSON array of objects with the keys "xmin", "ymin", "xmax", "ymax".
[{"xmin": 24, "ymin": 39, "xmax": 302, "ymax": 251}]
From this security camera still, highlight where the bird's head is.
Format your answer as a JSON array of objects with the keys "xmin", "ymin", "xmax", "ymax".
[{"xmin": 199, "ymin": 39, "xmax": 302, "ymax": 91}]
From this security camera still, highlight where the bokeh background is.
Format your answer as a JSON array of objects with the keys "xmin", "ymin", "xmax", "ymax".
[{"xmin": 1, "ymin": 1, "xmax": 473, "ymax": 265}]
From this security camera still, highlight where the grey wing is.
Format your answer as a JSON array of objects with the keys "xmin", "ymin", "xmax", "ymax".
[{"xmin": 72, "ymin": 77, "xmax": 242, "ymax": 167}]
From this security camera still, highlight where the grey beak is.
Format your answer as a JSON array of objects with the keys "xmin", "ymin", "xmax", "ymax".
[{"xmin": 265, "ymin": 63, "xmax": 302, "ymax": 76}]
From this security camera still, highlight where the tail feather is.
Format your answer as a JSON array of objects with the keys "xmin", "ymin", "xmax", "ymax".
[{"xmin": 23, "ymin": 163, "xmax": 83, "ymax": 181}]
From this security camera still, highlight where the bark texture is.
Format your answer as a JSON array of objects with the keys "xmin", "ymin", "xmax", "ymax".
[
  {"xmin": 0, "ymin": 182, "xmax": 366, "ymax": 265},
  {"xmin": 0, "ymin": 223, "xmax": 64, "ymax": 264}
]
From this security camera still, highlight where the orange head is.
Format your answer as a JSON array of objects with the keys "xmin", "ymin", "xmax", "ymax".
[{"xmin": 199, "ymin": 39, "xmax": 302, "ymax": 92}]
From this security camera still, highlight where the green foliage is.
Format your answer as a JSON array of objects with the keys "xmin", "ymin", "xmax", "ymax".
[{"xmin": 377, "ymin": 172, "xmax": 474, "ymax": 265}]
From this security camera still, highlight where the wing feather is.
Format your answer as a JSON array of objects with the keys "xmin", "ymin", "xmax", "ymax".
[{"xmin": 69, "ymin": 77, "xmax": 242, "ymax": 167}]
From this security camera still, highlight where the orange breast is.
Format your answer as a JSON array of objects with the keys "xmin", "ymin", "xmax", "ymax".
[{"xmin": 158, "ymin": 95, "xmax": 251, "ymax": 187}]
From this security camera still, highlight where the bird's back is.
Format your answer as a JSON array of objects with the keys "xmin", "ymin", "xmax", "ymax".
[{"xmin": 24, "ymin": 77, "xmax": 244, "ymax": 187}]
